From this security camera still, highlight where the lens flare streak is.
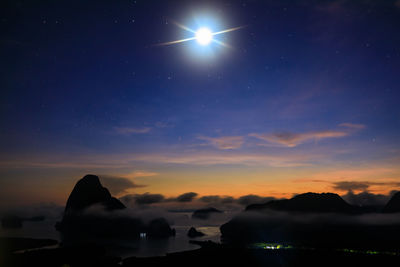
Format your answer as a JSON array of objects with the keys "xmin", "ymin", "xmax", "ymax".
[{"xmin": 156, "ymin": 21, "xmax": 244, "ymax": 47}]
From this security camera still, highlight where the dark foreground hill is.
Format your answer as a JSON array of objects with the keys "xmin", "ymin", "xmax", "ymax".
[
  {"xmin": 383, "ymin": 191, "xmax": 400, "ymax": 213},
  {"xmin": 2, "ymin": 239, "xmax": 399, "ymax": 267},
  {"xmin": 63, "ymin": 174, "xmax": 126, "ymax": 213},
  {"xmin": 246, "ymin": 192, "xmax": 355, "ymax": 213},
  {"xmin": 56, "ymin": 174, "xmax": 175, "ymax": 240},
  {"xmin": 221, "ymin": 192, "xmax": 400, "ymax": 249}
]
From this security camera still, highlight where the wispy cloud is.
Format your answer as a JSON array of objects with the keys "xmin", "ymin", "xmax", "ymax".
[
  {"xmin": 295, "ymin": 169, "xmax": 400, "ymax": 194},
  {"xmin": 339, "ymin": 123, "xmax": 366, "ymax": 130},
  {"xmin": 237, "ymin": 194, "xmax": 276, "ymax": 206},
  {"xmin": 332, "ymin": 181, "xmax": 400, "ymax": 192},
  {"xmin": 250, "ymin": 123, "xmax": 365, "ymax": 147},
  {"xmin": 342, "ymin": 190, "xmax": 395, "ymax": 207},
  {"xmin": 295, "ymin": 167, "xmax": 398, "ymax": 183},
  {"xmin": 114, "ymin": 121, "xmax": 174, "ymax": 135},
  {"xmin": 332, "ymin": 181, "xmax": 371, "ymax": 191},
  {"xmin": 174, "ymin": 192, "xmax": 198, "ymax": 202},
  {"xmin": 126, "ymin": 170, "xmax": 159, "ymax": 178},
  {"xmin": 98, "ymin": 175, "xmax": 146, "ymax": 195},
  {"xmin": 197, "ymin": 136, "xmax": 244, "ymax": 149},
  {"xmin": 114, "ymin": 127, "xmax": 151, "ymax": 135},
  {"xmin": 120, "ymin": 193, "xmax": 165, "ymax": 205},
  {"xmin": 120, "ymin": 192, "xmax": 278, "ymax": 207},
  {"xmin": 250, "ymin": 130, "xmax": 348, "ymax": 147},
  {"xmin": 199, "ymin": 195, "xmax": 235, "ymax": 204},
  {"xmin": 0, "ymin": 150, "xmax": 318, "ymax": 169},
  {"xmin": 135, "ymin": 152, "xmax": 314, "ymax": 167},
  {"xmin": 154, "ymin": 121, "xmax": 174, "ymax": 128}
]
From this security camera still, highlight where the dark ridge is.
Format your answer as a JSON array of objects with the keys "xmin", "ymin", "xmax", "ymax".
[
  {"xmin": 187, "ymin": 227, "xmax": 205, "ymax": 238},
  {"xmin": 56, "ymin": 174, "xmax": 174, "ymax": 239},
  {"xmin": 383, "ymin": 191, "xmax": 400, "ymax": 213},
  {"xmin": 3, "ymin": 241, "xmax": 400, "ymax": 267},
  {"xmin": 246, "ymin": 192, "xmax": 355, "ymax": 213},
  {"xmin": 64, "ymin": 174, "xmax": 125, "ymax": 213},
  {"xmin": 221, "ymin": 192, "xmax": 400, "ymax": 247},
  {"xmin": 147, "ymin": 218, "xmax": 176, "ymax": 238}
]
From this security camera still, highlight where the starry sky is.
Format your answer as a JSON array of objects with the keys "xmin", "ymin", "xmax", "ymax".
[{"xmin": 1, "ymin": 0, "xmax": 400, "ymax": 206}]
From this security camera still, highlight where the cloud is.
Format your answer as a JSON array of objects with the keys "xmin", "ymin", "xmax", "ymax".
[
  {"xmin": 135, "ymin": 152, "xmax": 315, "ymax": 167},
  {"xmin": 175, "ymin": 192, "xmax": 198, "ymax": 202},
  {"xmin": 119, "ymin": 192, "xmax": 198, "ymax": 206},
  {"xmin": 0, "ymin": 202, "xmax": 64, "ymax": 220},
  {"xmin": 332, "ymin": 181, "xmax": 370, "ymax": 191},
  {"xmin": 250, "ymin": 130, "xmax": 348, "ymax": 147},
  {"xmin": 0, "ymin": 151, "xmax": 319, "ymax": 169},
  {"xmin": 332, "ymin": 181, "xmax": 400, "ymax": 192},
  {"xmin": 199, "ymin": 195, "xmax": 235, "ymax": 204},
  {"xmin": 154, "ymin": 121, "xmax": 174, "ymax": 128},
  {"xmin": 342, "ymin": 190, "xmax": 391, "ymax": 207},
  {"xmin": 198, "ymin": 136, "xmax": 244, "ymax": 149},
  {"xmin": 296, "ymin": 167, "xmax": 399, "ymax": 184},
  {"xmin": 126, "ymin": 170, "xmax": 158, "ymax": 178},
  {"xmin": 114, "ymin": 127, "xmax": 151, "ymax": 135},
  {"xmin": 339, "ymin": 123, "xmax": 366, "ymax": 130},
  {"xmin": 250, "ymin": 123, "xmax": 366, "ymax": 147},
  {"xmin": 237, "ymin": 195, "xmax": 276, "ymax": 206},
  {"xmin": 98, "ymin": 175, "xmax": 145, "ymax": 195},
  {"xmin": 119, "ymin": 193, "xmax": 165, "ymax": 205}
]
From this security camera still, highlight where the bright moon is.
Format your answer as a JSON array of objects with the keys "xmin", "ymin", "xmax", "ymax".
[
  {"xmin": 195, "ymin": 27, "xmax": 212, "ymax": 45},
  {"xmin": 156, "ymin": 21, "xmax": 244, "ymax": 47}
]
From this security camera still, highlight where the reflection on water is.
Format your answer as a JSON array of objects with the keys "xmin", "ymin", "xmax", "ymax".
[
  {"xmin": 0, "ymin": 219, "xmax": 60, "ymax": 240},
  {"xmin": 0, "ymin": 219, "xmax": 221, "ymax": 258},
  {"xmin": 105, "ymin": 225, "xmax": 221, "ymax": 258}
]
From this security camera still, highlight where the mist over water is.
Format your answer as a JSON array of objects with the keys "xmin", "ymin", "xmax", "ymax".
[{"xmin": 0, "ymin": 211, "xmax": 223, "ymax": 258}]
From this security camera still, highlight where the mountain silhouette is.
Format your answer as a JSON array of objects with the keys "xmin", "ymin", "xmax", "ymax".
[
  {"xmin": 221, "ymin": 192, "xmax": 400, "ymax": 248},
  {"xmin": 187, "ymin": 227, "xmax": 205, "ymax": 238},
  {"xmin": 147, "ymin": 218, "xmax": 176, "ymax": 238},
  {"xmin": 56, "ymin": 174, "xmax": 174, "ymax": 239},
  {"xmin": 383, "ymin": 191, "xmax": 400, "ymax": 213},
  {"xmin": 246, "ymin": 192, "xmax": 355, "ymax": 213},
  {"xmin": 64, "ymin": 174, "xmax": 125, "ymax": 214}
]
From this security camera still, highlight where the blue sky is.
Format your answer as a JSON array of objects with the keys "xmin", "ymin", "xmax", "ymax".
[{"xmin": 1, "ymin": 0, "xmax": 400, "ymax": 205}]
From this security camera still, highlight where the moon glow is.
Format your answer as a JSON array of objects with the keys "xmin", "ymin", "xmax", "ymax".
[
  {"xmin": 195, "ymin": 28, "xmax": 213, "ymax": 45},
  {"xmin": 155, "ymin": 19, "xmax": 244, "ymax": 48}
]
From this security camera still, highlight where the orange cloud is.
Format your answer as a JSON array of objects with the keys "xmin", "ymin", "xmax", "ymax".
[
  {"xmin": 0, "ymin": 150, "xmax": 319, "ymax": 170},
  {"xmin": 250, "ymin": 123, "xmax": 365, "ymax": 147},
  {"xmin": 294, "ymin": 167, "xmax": 400, "ymax": 194},
  {"xmin": 197, "ymin": 136, "xmax": 244, "ymax": 149},
  {"xmin": 134, "ymin": 152, "xmax": 316, "ymax": 167},
  {"xmin": 339, "ymin": 123, "xmax": 366, "ymax": 130},
  {"xmin": 126, "ymin": 170, "xmax": 159, "ymax": 178},
  {"xmin": 250, "ymin": 130, "xmax": 348, "ymax": 147}
]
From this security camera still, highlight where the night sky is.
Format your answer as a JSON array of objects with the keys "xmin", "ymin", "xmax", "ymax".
[{"xmin": 1, "ymin": 0, "xmax": 400, "ymax": 206}]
